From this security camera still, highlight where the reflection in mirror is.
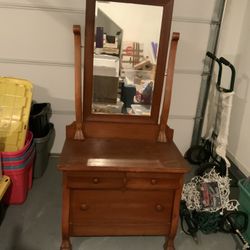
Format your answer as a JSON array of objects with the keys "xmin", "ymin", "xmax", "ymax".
[{"xmin": 92, "ymin": 1, "xmax": 163, "ymax": 116}]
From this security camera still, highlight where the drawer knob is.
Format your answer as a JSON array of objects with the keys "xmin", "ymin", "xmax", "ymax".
[
  {"xmin": 93, "ymin": 177, "xmax": 100, "ymax": 184},
  {"xmin": 123, "ymin": 177, "xmax": 127, "ymax": 184},
  {"xmin": 151, "ymin": 179, "xmax": 157, "ymax": 185},
  {"xmin": 156, "ymin": 204, "xmax": 164, "ymax": 212},
  {"xmin": 80, "ymin": 204, "xmax": 88, "ymax": 211}
]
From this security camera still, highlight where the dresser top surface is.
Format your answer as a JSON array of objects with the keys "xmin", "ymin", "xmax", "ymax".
[{"xmin": 58, "ymin": 138, "xmax": 190, "ymax": 173}]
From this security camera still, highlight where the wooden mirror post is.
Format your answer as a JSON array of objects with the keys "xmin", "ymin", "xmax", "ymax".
[
  {"xmin": 73, "ymin": 25, "xmax": 85, "ymax": 140},
  {"xmin": 158, "ymin": 32, "xmax": 180, "ymax": 143}
]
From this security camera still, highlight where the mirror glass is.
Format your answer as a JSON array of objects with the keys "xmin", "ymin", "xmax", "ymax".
[{"xmin": 92, "ymin": 1, "xmax": 163, "ymax": 116}]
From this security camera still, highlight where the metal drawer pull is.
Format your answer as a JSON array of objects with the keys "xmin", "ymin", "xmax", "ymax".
[
  {"xmin": 92, "ymin": 177, "xmax": 100, "ymax": 184},
  {"xmin": 155, "ymin": 204, "xmax": 164, "ymax": 212},
  {"xmin": 151, "ymin": 179, "xmax": 157, "ymax": 185},
  {"xmin": 80, "ymin": 204, "xmax": 88, "ymax": 211}
]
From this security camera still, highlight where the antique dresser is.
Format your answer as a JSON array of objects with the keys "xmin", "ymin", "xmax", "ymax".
[{"xmin": 58, "ymin": 0, "xmax": 190, "ymax": 249}]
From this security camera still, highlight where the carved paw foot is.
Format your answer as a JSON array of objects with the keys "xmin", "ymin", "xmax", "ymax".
[
  {"xmin": 163, "ymin": 238, "xmax": 175, "ymax": 250},
  {"xmin": 60, "ymin": 240, "xmax": 72, "ymax": 250}
]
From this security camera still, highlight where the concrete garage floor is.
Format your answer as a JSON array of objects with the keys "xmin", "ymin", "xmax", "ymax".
[{"xmin": 0, "ymin": 157, "xmax": 237, "ymax": 250}]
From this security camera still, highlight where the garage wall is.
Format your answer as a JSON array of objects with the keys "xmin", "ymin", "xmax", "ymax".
[
  {"xmin": 169, "ymin": 0, "xmax": 215, "ymax": 154},
  {"xmin": 216, "ymin": 0, "xmax": 250, "ymax": 176},
  {"xmin": 0, "ymin": 0, "xmax": 216, "ymax": 154}
]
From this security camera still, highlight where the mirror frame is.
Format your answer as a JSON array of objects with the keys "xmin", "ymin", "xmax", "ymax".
[{"xmin": 83, "ymin": 0, "xmax": 174, "ymax": 125}]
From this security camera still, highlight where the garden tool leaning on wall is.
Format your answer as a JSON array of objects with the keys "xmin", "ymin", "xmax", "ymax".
[{"xmin": 185, "ymin": 52, "xmax": 236, "ymax": 177}]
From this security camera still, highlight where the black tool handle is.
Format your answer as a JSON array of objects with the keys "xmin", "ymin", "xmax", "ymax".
[
  {"xmin": 206, "ymin": 51, "xmax": 222, "ymax": 89},
  {"xmin": 206, "ymin": 51, "xmax": 217, "ymax": 60},
  {"xmin": 219, "ymin": 57, "xmax": 236, "ymax": 92}
]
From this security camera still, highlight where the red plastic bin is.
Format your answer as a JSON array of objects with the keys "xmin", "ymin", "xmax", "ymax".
[
  {"xmin": 1, "ymin": 131, "xmax": 35, "ymax": 204},
  {"xmin": 1, "ymin": 131, "xmax": 33, "ymax": 159},
  {"xmin": 2, "ymin": 141, "xmax": 34, "ymax": 169},
  {"xmin": 2, "ymin": 150, "xmax": 34, "ymax": 204}
]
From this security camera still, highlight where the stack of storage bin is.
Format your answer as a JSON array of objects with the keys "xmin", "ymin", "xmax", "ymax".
[
  {"xmin": 0, "ymin": 77, "xmax": 34, "ymax": 205},
  {"xmin": 29, "ymin": 103, "xmax": 55, "ymax": 178}
]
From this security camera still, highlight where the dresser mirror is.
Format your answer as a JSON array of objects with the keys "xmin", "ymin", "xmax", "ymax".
[
  {"xmin": 84, "ymin": 0, "xmax": 174, "ymax": 124},
  {"xmin": 93, "ymin": 1, "xmax": 163, "ymax": 116}
]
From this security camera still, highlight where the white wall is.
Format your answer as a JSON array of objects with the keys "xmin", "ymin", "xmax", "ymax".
[
  {"xmin": 216, "ymin": 0, "xmax": 250, "ymax": 176},
  {"xmin": 0, "ymin": 0, "xmax": 216, "ymax": 154}
]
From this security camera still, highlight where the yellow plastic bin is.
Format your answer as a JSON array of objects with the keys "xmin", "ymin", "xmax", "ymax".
[
  {"xmin": 0, "ymin": 175, "xmax": 10, "ymax": 225},
  {"xmin": 0, "ymin": 176, "xmax": 10, "ymax": 225},
  {"xmin": 0, "ymin": 176, "xmax": 11, "ymax": 201},
  {"xmin": 0, "ymin": 77, "xmax": 33, "ymax": 152}
]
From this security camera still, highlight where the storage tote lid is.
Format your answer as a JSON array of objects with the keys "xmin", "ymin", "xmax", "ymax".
[{"xmin": 0, "ymin": 77, "xmax": 33, "ymax": 152}]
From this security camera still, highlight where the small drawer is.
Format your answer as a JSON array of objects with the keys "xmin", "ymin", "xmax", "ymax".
[
  {"xmin": 67, "ymin": 171, "xmax": 125, "ymax": 189},
  {"xmin": 125, "ymin": 173, "xmax": 181, "ymax": 190}
]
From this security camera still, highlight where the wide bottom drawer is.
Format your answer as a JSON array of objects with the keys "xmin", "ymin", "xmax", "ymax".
[
  {"xmin": 70, "ymin": 190, "xmax": 174, "ymax": 230},
  {"xmin": 70, "ymin": 223, "xmax": 170, "ymax": 236}
]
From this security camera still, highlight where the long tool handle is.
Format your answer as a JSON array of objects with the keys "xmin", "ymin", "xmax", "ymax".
[
  {"xmin": 157, "ymin": 32, "xmax": 180, "ymax": 142},
  {"xmin": 73, "ymin": 25, "xmax": 84, "ymax": 140}
]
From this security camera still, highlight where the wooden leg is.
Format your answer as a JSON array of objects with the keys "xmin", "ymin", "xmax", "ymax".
[
  {"xmin": 164, "ymin": 237, "xmax": 175, "ymax": 250},
  {"xmin": 61, "ymin": 175, "xmax": 71, "ymax": 250},
  {"xmin": 164, "ymin": 180, "xmax": 185, "ymax": 250},
  {"xmin": 60, "ymin": 239, "xmax": 72, "ymax": 250}
]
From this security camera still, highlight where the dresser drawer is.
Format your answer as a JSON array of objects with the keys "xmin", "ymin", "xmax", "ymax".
[
  {"xmin": 126, "ymin": 173, "xmax": 181, "ymax": 190},
  {"xmin": 70, "ymin": 189, "xmax": 174, "ymax": 226},
  {"xmin": 67, "ymin": 172, "xmax": 125, "ymax": 189}
]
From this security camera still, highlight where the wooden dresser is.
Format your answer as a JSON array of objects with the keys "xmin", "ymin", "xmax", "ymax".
[
  {"xmin": 58, "ymin": 0, "xmax": 190, "ymax": 249},
  {"xmin": 58, "ymin": 138, "xmax": 189, "ymax": 250}
]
